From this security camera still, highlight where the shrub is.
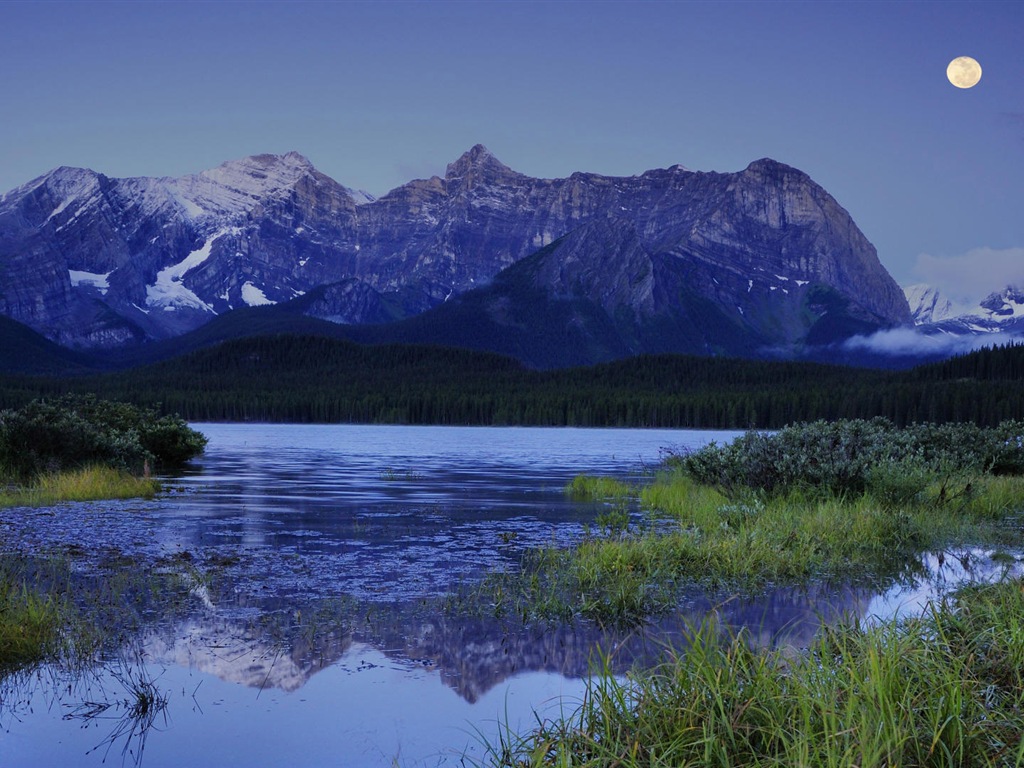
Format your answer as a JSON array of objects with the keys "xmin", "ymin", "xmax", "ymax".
[
  {"xmin": 671, "ymin": 419, "xmax": 1024, "ymax": 498},
  {"xmin": 0, "ymin": 395, "xmax": 206, "ymax": 480}
]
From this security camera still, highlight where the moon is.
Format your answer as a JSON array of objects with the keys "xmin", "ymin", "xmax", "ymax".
[{"xmin": 947, "ymin": 56, "xmax": 982, "ymax": 88}]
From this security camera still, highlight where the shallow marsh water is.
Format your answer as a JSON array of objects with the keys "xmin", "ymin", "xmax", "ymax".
[{"xmin": 0, "ymin": 424, "xmax": 1020, "ymax": 767}]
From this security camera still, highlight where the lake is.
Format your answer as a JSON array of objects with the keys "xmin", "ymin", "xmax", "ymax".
[{"xmin": 0, "ymin": 424, "xmax": 1016, "ymax": 767}]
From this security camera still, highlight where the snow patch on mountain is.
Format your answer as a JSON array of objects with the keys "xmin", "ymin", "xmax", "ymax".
[
  {"xmin": 46, "ymin": 196, "xmax": 78, "ymax": 223},
  {"xmin": 145, "ymin": 231, "xmax": 235, "ymax": 312},
  {"xmin": 69, "ymin": 270, "xmax": 111, "ymax": 294},
  {"xmin": 349, "ymin": 189, "xmax": 377, "ymax": 205},
  {"xmin": 169, "ymin": 187, "xmax": 206, "ymax": 219},
  {"xmin": 241, "ymin": 282, "xmax": 274, "ymax": 307}
]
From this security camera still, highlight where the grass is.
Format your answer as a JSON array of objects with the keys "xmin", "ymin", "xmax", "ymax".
[
  {"xmin": 482, "ymin": 577, "xmax": 1024, "ymax": 767},
  {"xmin": 0, "ymin": 464, "xmax": 161, "ymax": 508},
  {"xmin": 0, "ymin": 580, "xmax": 65, "ymax": 672},
  {"xmin": 565, "ymin": 475, "xmax": 634, "ymax": 502},
  {"xmin": 478, "ymin": 469, "xmax": 1024, "ymax": 627},
  {"xmin": 476, "ymin": 430, "xmax": 1024, "ymax": 765}
]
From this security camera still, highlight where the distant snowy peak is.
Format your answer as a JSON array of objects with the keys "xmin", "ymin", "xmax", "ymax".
[
  {"xmin": 198, "ymin": 152, "xmax": 316, "ymax": 192},
  {"xmin": 6, "ymin": 153, "xmax": 373, "ymax": 227},
  {"xmin": 904, "ymin": 283, "xmax": 957, "ymax": 324},
  {"xmin": 906, "ymin": 283, "xmax": 1024, "ymax": 332},
  {"xmin": 168, "ymin": 152, "xmax": 322, "ymax": 220},
  {"xmin": 979, "ymin": 286, "xmax": 1024, "ymax": 319}
]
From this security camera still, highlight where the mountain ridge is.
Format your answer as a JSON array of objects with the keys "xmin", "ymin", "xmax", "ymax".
[
  {"xmin": 0, "ymin": 146, "xmax": 911, "ymax": 365},
  {"xmin": 905, "ymin": 283, "xmax": 1024, "ymax": 335}
]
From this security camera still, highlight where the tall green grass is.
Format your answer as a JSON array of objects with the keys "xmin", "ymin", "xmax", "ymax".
[
  {"xmin": 0, "ymin": 465, "xmax": 161, "ymax": 508},
  {"xmin": 565, "ymin": 475, "xmax": 634, "ymax": 502},
  {"xmin": 486, "ymin": 469, "xmax": 957, "ymax": 625},
  {"xmin": 0, "ymin": 579, "xmax": 65, "ymax": 672},
  {"xmin": 483, "ymin": 578, "xmax": 1024, "ymax": 767}
]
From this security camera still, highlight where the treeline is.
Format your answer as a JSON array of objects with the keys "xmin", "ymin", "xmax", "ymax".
[{"xmin": 1, "ymin": 336, "xmax": 1022, "ymax": 429}]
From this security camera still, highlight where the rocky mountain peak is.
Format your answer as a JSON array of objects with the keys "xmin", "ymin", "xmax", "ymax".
[
  {"xmin": 740, "ymin": 157, "xmax": 811, "ymax": 182},
  {"xmin": 445, "ymin": 144, "xmax": 515, "ymax": 182},
  {"xmin": 199, "ymin": 152, "xmax": 315, "ymax": 189}
]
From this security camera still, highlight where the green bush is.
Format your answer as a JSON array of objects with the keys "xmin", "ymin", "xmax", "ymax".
[
  {"xmin": 671, "ymin": 419, "xmax": 1024, "ymax": 498},
  {"xmin": 0, "ymin": 395, "xmax": 206, "ymax": 480}
]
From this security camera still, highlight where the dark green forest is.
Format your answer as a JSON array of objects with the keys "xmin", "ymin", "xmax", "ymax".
[{"xmin": 1, "ymin": 336, "xmax": 1021, "ymax": 428}]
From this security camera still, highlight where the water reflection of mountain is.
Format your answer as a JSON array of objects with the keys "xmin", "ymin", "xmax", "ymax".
[
  {"xmin": 144, "ymin": 582, "xmax": 874, "ymax": 701},
  {"xmin": 144, "ymin": 616, "xmax": 354, "ymax": 693}
]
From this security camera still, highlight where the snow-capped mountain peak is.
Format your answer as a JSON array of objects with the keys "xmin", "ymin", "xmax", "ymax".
[
  {"xmin": 906, "ymin": 283, "xmax": 1024, "ymax": 335},
  {"xmin": 168, "ymin": 152, "xmax": 319, "ymax": 220},
  {"xmin": 904, "ymin": 283, "xmax": 958, "ymax": 324}
]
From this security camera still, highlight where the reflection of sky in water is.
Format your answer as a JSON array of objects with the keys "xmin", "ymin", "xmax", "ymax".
[
  {"xmin": 864, "ymin": 549, "xmax": 1024, "ymax": 624},
  {"xmin": 1, "ymin": 424, "xmax": 1021, "ymax": 767},
  {"xmin": 1, "ymin": 646, "xmax": 589, "ymax": 768}
]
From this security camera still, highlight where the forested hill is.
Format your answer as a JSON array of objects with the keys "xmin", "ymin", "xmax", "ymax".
[{"xmin": 1, "ymin": 336, "xmax": 1021, "ymax": 429}]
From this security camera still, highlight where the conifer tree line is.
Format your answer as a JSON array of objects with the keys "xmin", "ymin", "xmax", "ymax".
[{"xmin": 1, "ymin": 336, "xmax": 1021, "ymax": 428}]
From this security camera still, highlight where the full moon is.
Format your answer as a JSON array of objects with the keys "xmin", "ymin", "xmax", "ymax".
[{"xmin": 947, "ymin": 56, "xmax": 982, "ymax": 88}]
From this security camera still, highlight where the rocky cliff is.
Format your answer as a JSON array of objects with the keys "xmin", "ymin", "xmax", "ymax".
[{"xmin": 0, "ymin": 146, "xmax": 910, "ymax": 357}]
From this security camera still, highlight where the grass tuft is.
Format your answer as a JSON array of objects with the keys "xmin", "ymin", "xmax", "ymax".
[
  {"xmin": 565, "ymin": 475, "xmax": 634, "ymax": 502},
  {"xmin": 0, "ymin": 582, "xmax": 65, "ymax": 672}
]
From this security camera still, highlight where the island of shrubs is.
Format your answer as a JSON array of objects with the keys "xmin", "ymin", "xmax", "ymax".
[{"xmin": 0, "ymin": 395, "xmax": 207, "ymax": 505}]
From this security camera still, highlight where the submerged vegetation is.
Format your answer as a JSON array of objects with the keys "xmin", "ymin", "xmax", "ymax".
[{"xmin": 0, "ymin": 575, "xmax": 65, "ymax": 673}]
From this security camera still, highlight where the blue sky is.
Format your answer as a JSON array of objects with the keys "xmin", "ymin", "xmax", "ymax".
[{"xmin": 1, "ymin": 0, "xmax": 1021, "ymax": 299}]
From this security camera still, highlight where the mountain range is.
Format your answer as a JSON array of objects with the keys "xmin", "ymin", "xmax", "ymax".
[
  {"xmin": 0, "ymin": 146, "xmax": 921, "ymax": 368},
  {"xmin": 905, "ymin": 284, "xmax": 1024, "ymax": 337}
]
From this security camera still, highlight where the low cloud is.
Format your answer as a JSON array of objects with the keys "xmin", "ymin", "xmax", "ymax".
[
  {"xmin": 842, "ymin": 327, "xmax": 1021, "ymax": 357},
  {"xmin": 912, "ymin": 247, "xmax": 1024, "ymax": 306}
]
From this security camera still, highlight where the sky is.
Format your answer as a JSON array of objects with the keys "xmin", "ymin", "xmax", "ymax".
[{"xmin": 1, "ymin": 0, "xmax": 1021, "ymax": 303}]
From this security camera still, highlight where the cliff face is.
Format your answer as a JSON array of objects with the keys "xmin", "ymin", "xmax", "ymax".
[{"xmin": 0, "ymin": 146, "xmax": 910, "ymax": 354}]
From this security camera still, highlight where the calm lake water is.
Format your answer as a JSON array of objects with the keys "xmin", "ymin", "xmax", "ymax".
[{"xmin": 0, "ymin": 424, "xmax": 1018, "ymax": 767}]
